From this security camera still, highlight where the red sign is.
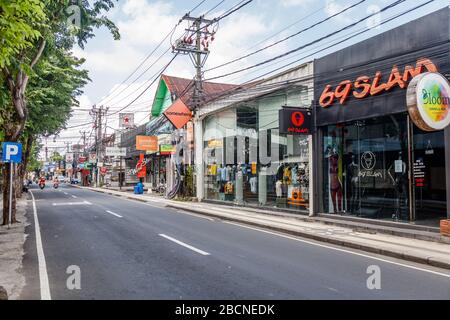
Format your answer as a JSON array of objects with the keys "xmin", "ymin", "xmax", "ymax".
[
  {"xmin": 135, "ymin": 154, "xmax": 147, "ymax": 178},
  {"xmin": 319, "ymin": 58, "xmax": 438, "ymax": 108},
  {"xmin": 100, "ymin": 167, "xmax": 108, "ymax": 176},
  {"xmin": 164, "ymin": 99, "xmax": 193, "ymax": 129},
  {"xmin": 78, "ymin": 157, "xmax": 87, "ymax": 163},
  {"xmin": 279, "ymin": 108, "xmax": 312, "ymax": 135}
]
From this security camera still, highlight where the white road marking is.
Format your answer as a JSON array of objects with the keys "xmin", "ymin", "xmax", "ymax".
[
  {"xmin": 52, "ymin": 201, "xmax": 92, "ymax": 206},
  {"xmin": 159, "ymin": 234, "xmax": 210, "ymax": 256},
  {"xmin": 63, "ymin": 192, "xmax": 68, "ymax": 195},
  {"xmin": 71, "ymin": 195, "xmax": 77, "ymax": 199},
  {"xmin": 222, "ymin": 222, "xmax": 450, "ymax": 279},
  {"xmin": 30, "ymin": 191, "xmax": 52, "ymax": 300},
  {"xmin": 106, "ymin": 210, "xmax": 123, "ymax": 218}
]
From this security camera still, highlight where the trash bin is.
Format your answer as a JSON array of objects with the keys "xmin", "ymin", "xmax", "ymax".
[{"xmin": 134, "ymin": 183, "xmax": 144, "ymax": 195}]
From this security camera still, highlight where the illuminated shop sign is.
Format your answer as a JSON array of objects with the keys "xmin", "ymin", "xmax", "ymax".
[
  {"xmin": 279, "ymin": 108, "xmax": 312, "ymax": 135},
  {"xmin": 319, "ymin": 58, "xmax": 438, "ymax": 108},
  {"xmin": 406, "ymin": 72, "xmax": 450, "ymax": 131}
]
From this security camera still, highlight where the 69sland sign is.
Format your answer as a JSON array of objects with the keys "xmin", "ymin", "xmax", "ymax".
[
  {"xmin": 406, "ymin": 72, "xmax": 450, "ymax": 132},
  {"xmin": 279, "ymin": 107, "xmax": 312, "ymax": 135}
]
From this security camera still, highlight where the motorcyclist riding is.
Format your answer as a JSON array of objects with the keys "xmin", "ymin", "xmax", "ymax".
[
  {"xmin": 39, "ymin": 176, "xmax": 46, "ymax": 189},
  {"xmin": 53, "ymin": 176, "xmax": 59, "ymax": 189}
]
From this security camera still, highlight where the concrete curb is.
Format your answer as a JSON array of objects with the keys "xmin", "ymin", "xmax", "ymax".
[
  {"xmin": 72, "ymin": 185, "xmax": 450, "ymax": 271},
  {"xmin": 167, "ymin": 203, "xmax": 450, "ymax": 270}
]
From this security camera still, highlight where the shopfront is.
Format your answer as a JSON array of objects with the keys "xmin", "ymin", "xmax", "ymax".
[
  {"xmin": 314, "ymin": 8, "xmax": 450, "ymax": 225},
  {"xmin": 197, "ymin": 63, "xmax": 314, "ymax": 213}
]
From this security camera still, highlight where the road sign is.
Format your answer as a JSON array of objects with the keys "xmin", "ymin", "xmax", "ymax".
[
  {"xmin": 105, "ymin": 147, "xmax": 127, "ymax": 157},
  {"xmin": 89, "ymin": 153, "xmax": 97, "ymax": 163},
  {"xmin": 2, "ymin": 142, "xmax": 22, "ymax": 163},
  {"xmin": 119, "ymin": 113, "xmax": 134, "ymax": 128},
  {"xmin": 2, "ymin": 142, "xmax": 22, "ymax": 229}
]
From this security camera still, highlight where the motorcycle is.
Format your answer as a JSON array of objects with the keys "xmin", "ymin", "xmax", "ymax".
[
  {"xmin": 39, "ymin": 182, "xmax": 45, "ymax": 190},
  {"xmin": 53, "ymin": 182, "xmax": 59, "ymax": 189}
]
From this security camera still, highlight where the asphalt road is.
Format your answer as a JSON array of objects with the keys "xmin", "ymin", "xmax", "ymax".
[{"xmin": 19, "ymin": 184, "xmax": 450, "ymax": 300}]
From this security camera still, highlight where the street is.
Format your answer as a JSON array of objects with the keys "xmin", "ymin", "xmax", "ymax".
[{"xmin": 19, "ymin": 184, "xmax": 450, "ymax": 300}]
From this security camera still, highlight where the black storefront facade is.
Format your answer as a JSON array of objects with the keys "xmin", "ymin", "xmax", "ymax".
[{"xmin": 313, "ymin": 8, "xmax": 450, "ymax": 227}]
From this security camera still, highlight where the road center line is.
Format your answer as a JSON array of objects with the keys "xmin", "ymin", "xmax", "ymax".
[
  {"xmin": 222, "ymin": 221, "xmax": 450, "ymax": 278},
  {"xmin": 52, "ymin": 201, "xmax": 92, "ymax": 206},
  {"xmin": 29, "ymin": 191, "xmax": 52, "ymax": 300},
  {"xmin": 159, "ymin": 234, "xmax": 210, "ymax": 256},
  {"xmin": 106, "ymin": 210, "xmax": 123, "ymax": 218}
]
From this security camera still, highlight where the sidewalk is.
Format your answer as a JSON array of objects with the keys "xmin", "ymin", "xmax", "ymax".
[
  {"xmin": 75, "ymin": 185, "xmax": 450, "ymax": 270},
  {"xmin": 0, "ymin": 194, "xmax": 28, "ymax": 300}
]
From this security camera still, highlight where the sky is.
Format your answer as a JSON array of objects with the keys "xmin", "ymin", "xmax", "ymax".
[{"xmin": 44, "ymin": 0, "xmax": 450, "ymax": 158}]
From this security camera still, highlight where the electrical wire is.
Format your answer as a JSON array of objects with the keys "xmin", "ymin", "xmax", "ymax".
[
  {"xmin": 205, "ymin": 0, "xmax": 367, "ymax": 73},
  {"xmin": 109, "ymin": 54, "xmax": 179, "ymax": 117},
  {"xmin": 204, "ymin": 0, "xmax": 408, "ymax": 81}
]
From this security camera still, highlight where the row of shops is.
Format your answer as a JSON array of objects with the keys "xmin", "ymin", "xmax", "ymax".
[{"xmin": 121, "ymin": 8, "xmax": 450, "ymax": 227}]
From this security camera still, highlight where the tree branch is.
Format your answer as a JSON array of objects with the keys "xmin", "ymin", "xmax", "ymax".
[{"xmin": 30, "ymin": 39, "xmax": 46, "ymax": 69}]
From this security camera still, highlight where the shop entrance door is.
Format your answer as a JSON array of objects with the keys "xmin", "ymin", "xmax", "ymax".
[{"xmin": 411, "ymin": 127, "xmax": 447, "ymax": 225}]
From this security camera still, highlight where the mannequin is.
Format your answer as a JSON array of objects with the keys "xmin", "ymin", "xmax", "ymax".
[{"xmin": 329, "ymin": 148, "xmax": 343, "ymax": 213}]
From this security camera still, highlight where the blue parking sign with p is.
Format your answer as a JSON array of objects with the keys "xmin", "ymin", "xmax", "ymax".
[{"xmin": 2, "ymin": 142, "xmax": 22, "ymax": 163}]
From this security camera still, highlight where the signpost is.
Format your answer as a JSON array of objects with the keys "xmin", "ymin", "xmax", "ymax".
[
  {"xmin": 2, "ymin": 142, "xmax": 22, "ymax": 228},
  {"xmin": 105, "ymin": 147, "xmax": 127, "ymax": 157}
]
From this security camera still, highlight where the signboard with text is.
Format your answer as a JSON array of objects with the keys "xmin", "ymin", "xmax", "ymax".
[
  {"xmin": 105, "ymin": 147, "xmax": 127, "ymax": 157},
  {"xmin": 136, "ymin": 136, "xmax": 158, "ymax": 152},
  {"xmin": 279, "ymin": 108, "xmax": 312, "ymax": 135},
  {"xmin": 163, "ymin": 99, "xmax": 193, "ymax": 129}
]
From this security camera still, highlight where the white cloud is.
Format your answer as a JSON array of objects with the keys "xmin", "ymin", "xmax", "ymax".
[
  {"xmin": 118, "ymin": 0, "xmax": 180, "ymax": 47},
  {"xmin": 280, "ymin": 0, "xmax": 314, "ymax": 7},
  {"xmin": 324, "ymin": 0, "xmax": 356, "ymax": 24}
]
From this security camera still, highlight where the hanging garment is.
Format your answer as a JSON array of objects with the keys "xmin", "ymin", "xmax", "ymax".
[
  {"xmin": 210, "ymin": 164, "xmax": 217, "ymax": 176},
  {"xmin": 225, "ymin": 166, "xmax": 232, "ymax": 181},
  {"xmin": 291, "ymin": 166, "xmax": 299, "ymax": 185},
  {"xmin": 249, "ymin": 177, "xmax": 258, "ymax": 194},
  {"xmin": 225, "ymin": 182, "xmax": 234, "ymax": 194},
  {"xmin": 276, "ymin": 180, "xmax": 283, "ymax": 197},
  {"xmin": 283, "ymin": 166, "xmax": 292, "ymax": 185},
  {"xmin": 217, "ymin": 167, "xmax": 223, "ymax": 182},
  {"xmin": 221, "ymin": 166, "xmax": 227, "ymax": 181}
]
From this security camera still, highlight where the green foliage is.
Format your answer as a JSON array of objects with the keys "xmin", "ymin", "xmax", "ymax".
[
  {"xmin": 0, "ymin": 0, "xmax": 46, "ymax": 69},
  {"xmin": 26, "ymin": 49, "xmax": 90, "ymax": 137},
  {"xmin": 50, "ymin": 151, "xmax": 63, "ymax": 162},
  {"xmin": 27, "ymin": 141, "xmax": 43, "ymax": 172}
]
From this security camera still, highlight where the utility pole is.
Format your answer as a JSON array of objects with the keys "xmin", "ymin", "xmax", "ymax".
[
  {"xmin": 172, "ymin": 15, "xmax": 216, "ymax": 197},
  {"xmin": 90, "ymin": 105, "xmax": 109, "ymax": 187},
  {"xmin": 172, "ymin": 15, "xmax": 215, "ymax": 111},
  {"xmin": 79, "ymin": 130, "xmax": 87, "ymax": 156}
]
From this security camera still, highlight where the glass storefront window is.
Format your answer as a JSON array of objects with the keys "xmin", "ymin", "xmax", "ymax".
[
  {"xmin": 412, "ymin": 127, "xmax": 447, "ymax": 224},
  {"xmin": 203, "ymin": 89, "xmax": 311, "ymax": 213},
  {"xmin": 322, "ymin": 114, "xmax": 409, "ymax": 220}
]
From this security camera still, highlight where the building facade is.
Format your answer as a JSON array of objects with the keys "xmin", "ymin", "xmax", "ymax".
[
  {"xmin": 195, "ymin": 63, "xmax": 315, "ymax": 214},
  {"xmin": 313, "ymin": 8, "xmax": 450, "ymax": 226}
]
